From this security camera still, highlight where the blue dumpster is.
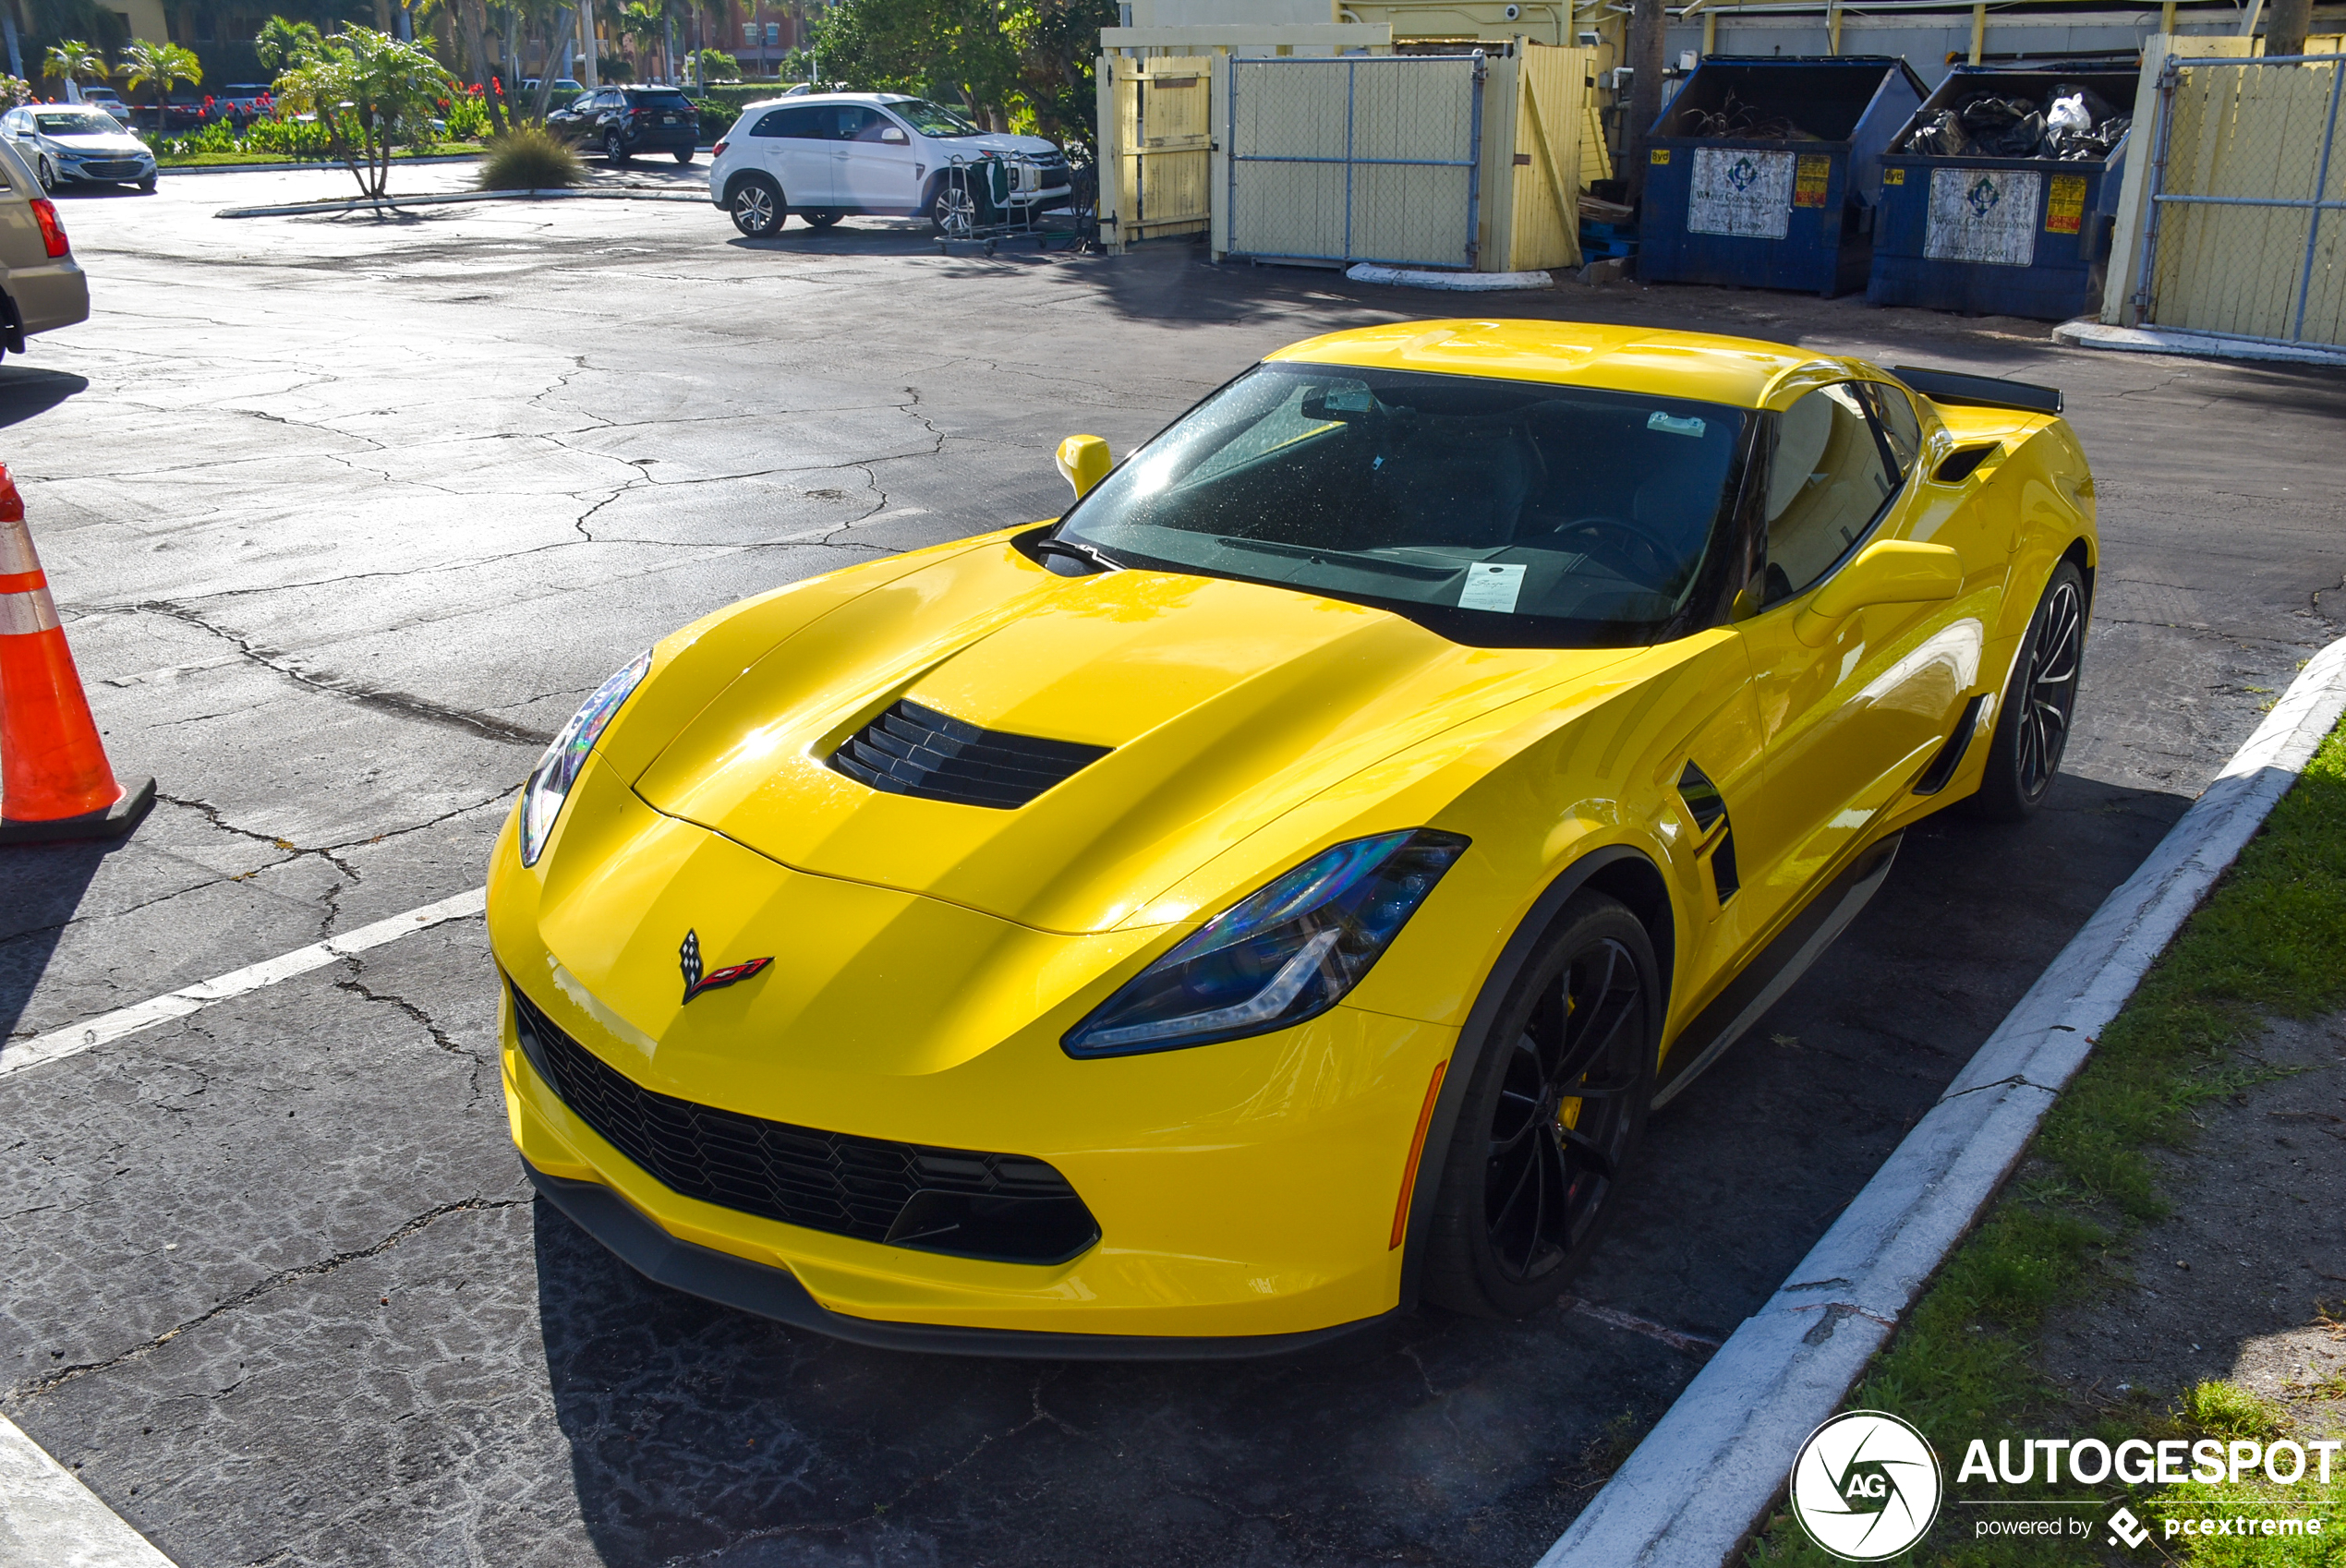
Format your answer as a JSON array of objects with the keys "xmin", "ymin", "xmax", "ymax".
[
  {"xmin": 1640, "ymin": 56, "xmax": 1927, "ymax": 297},
  {"xmin": 1868, "ymin": 67, "xmax": 2140, "ymax": 320}
]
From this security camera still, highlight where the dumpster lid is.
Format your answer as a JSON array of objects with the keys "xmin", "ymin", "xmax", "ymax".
[{"xmin": 1655, "ymin": 55, "xmax": 1930, "ymax": 144}]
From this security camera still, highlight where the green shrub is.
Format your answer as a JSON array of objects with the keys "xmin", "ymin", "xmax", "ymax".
[
  {"xmin": 441, "ymin": 91, "xmax": 493, "ymax": 141},
  {"xmin": 2181, "ymin": 1380, "xmax": 2288, "ymax": 1441},
  {"xmin": 478, "ymin": 124, "xmax": 581, "ymax": 189},
  {"xmin": 243, "ymin": 112, "xmax": 335, "ymax": 157}
]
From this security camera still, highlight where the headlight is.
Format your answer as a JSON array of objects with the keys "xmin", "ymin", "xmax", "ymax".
[
  {"xmin": 518, "ymin": 650, "xmax": 650, "ymax": 867},
  {"xmin": 1064, "ymin": 828, "xmax": 1469, "ymax": 1057}
]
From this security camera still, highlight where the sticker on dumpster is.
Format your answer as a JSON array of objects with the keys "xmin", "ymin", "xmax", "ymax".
[
  {"xmin": 1793, "ymin": 154, "xmax": 1832, "ymax": 207},
  {"xmin": 2045, "ymin": 173, "xmax": 2087, "ymax": 234},
  {"xmin": 1687, "ymin": 147, "xmax": 1794, "ymax": 239},
  {"xmin": 1651, "ymin": 148, "xmax": 1671, "ymax": 164},
  {"xmin": 1882, "ymin": 165, "xmax": 1905, "ymax": 185},
  {"xmin": 1924, "ymin": 166, "xmax": 2042, "ymax": 265}
]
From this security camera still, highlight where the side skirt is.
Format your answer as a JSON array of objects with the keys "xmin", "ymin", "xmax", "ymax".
[{"xmin": 1649, "ymin": 831, "xmax": 1904, "ymax": 1110}]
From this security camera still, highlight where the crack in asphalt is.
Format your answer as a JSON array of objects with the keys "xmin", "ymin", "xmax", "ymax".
[
  {"xmin": 332, "ymin": 961, "xmax": 492, "ymax": 1105},
  {"xmin": 6, "ymin": 1194, "xmax": 527, "ymax": 1403},
  {"xmin": 137, "ymin": 599, "xmax": 554, "ymax": 746}
]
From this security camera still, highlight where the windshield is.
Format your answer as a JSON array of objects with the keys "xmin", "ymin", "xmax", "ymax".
[
  {"xmin": 891, "ymin": 98, "xmax": 981, "ymax": 138},
  {"xmin": 1058, "ymin": 364, "xmax": 1752, "ymax": 648},
  {"xmin": 629, "ymin": 90, "xmax": 692, "ymax": 108},
  {"xmin": 33, "ymin": 111, "xmax": 118, "ymax": 135}
]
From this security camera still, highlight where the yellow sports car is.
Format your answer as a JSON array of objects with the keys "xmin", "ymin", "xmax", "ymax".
[{"xmin": 488, "ymin": 320, "xmax": 2095, "ymax": 1355}]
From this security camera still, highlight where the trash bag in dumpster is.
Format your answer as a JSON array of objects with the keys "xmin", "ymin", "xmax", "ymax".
[{"xmin": 1908, "ymin": 84, "xmax": 2127, "ymax": 161}]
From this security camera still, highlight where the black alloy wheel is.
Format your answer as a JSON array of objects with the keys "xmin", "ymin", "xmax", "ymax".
[
  {"xmin": 1968, "ymin": 559, "xmax": 2086, "ymax": 821},
  {"xmin": 1422, "ymin": 892, "xmax": 1659, "ymax": 1320},
  {"xmin": 604, "ymin": 129, "xmax": 628, "ymax": 166},
  {"xmin": 729, "ymin": 176, "xmax": 782, "ymax": 238}
]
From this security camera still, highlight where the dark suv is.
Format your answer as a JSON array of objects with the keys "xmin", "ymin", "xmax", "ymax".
[{"xmin": 548, "ymin": 86, "xmax": 700, "ymax": 165}]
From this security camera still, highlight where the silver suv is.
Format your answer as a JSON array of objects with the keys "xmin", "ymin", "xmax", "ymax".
[{"xmin": 0, "ymin": 138, "xmax": 89, "ymax": 356}]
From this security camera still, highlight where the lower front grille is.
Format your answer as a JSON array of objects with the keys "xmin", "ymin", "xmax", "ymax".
[
  {"xmin": 79, "ymin": 162, "xmax": 142, "ymax": 178},
  {"xmin": 509, "ymin": 981, "xmax": 1100, "ymax": 1265}
]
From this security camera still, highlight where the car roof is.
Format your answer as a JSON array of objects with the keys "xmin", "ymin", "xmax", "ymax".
[
  {"xmin": 1264, "ymin": 320, "xmax": 1858, "ymax": 412},
  {"xmin": 742, "ymin": 91, "xmax": 909, "ymax": 110}
]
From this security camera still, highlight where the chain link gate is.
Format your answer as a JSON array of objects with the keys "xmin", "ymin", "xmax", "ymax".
[
  {"xmin": 2134, "ymin": 53, "xmax": 2346, "ymax": 348},
  {"xmin": 1225, "ymin": 54, "xmax": 1487, "ymax": 271}
]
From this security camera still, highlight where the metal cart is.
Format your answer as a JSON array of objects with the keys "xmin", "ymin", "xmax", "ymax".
[{"xmin": 935, "ymin": 151, "xmax": 1092, "ymax": 256}]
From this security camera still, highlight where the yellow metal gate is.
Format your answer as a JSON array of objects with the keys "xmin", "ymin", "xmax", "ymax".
[
  {"xmin": 1115, "ymin": 54, "xmax": 1213, "ymax": 242},
  {"xmin": 1225, "ymin": 54, "xmax": 1487, "ymax": 270},
  {"xmin": 2134, "ymin": 52, "xmax": 2346, "ymax": 346}
]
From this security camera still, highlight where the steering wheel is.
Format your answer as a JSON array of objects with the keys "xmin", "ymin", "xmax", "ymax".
[{"xmin": 1554, "ymin": 517, "xmax": 1675, "ymax": 590}]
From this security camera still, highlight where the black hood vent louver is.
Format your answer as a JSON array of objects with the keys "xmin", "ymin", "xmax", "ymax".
[{"xmin": 829, "ymin": 699, "xmax": 1111, "ymax": 810}]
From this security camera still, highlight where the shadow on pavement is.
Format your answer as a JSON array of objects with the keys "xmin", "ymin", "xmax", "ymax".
[
  {"xmin": 528, "ymin": 768, "xmax": 2194, "ymax": 1567},
  {"xmin": 0, "ymin": 840, "xmax": 111, "ymax": 1043},
  {"xmin": 0, "ymin": 368, "xmax": 86, "ymax": 428}
]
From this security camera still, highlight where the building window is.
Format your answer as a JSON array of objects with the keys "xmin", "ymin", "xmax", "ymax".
[{"xmin": 765, "ymin": 22, "xmax": 780, "ymax": 46}]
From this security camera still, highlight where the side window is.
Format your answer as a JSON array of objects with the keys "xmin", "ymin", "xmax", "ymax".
[
  {"xmin": 1760, "ymin": 383, "xmax": 1900, "ymax": 605},
  {"xmin": 753, "ymin": 106, "xmax": 820, "ymax": 139},
  {"xmin": 843, "ymin": 107, "xmax": 895, "ymax": 142},
  {"xmin": 1854, "ymin": 381, "xmax": 1923, "ymax": 479}
]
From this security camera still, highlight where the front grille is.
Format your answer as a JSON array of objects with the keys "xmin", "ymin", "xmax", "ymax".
[
  {"xmin": 829, "ymin": 699, "xmax": 1110, "ymax": 810},
  {"xmin": 79, "ymin": 161, "xmax": 141, "ymax": 178},
  {"xmin": 510, "ymin": 982, "xmax": 1100, "ymax": 1265}
]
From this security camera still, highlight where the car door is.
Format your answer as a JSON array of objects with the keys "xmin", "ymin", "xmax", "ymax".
[
  {"xmin": 1727, "ymin": 379, "xmax": 1985, "ymax": 921},
  {"xmin": 837, "ymin": 105, "xmax": 920, "ymax": 211},
  {"xmin": 747, "ymin": 104, "xmax": 839, "ymax": 206}
]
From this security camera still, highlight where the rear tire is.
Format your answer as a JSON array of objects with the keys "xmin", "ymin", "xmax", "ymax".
[
  {"xmin": 1421, "ymin": 893, "xmax": 1660, "ymax": 1320},
  {"xmin": 1966, "ymin": 559, "xmax": 2086, "ymax": 822},
  {"xmin": 604, "ymin": 130, "xmax": 628, "ymax": 166},
  {"xmin": 673, "ymin": 148, "xmax": 693, "ymax": 164},
  {"xmin": 728, "ymin": 175, "xmax": 782, "ymax": 237}
]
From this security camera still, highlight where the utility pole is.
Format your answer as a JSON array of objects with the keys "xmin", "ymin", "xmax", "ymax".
[
  {"xmin": 2266, "ymin": 0, "xmax": 2313, "ymax": 55},
  {"xmin": 580, "ymin": 0, "xmax": 599, "ymax": 87},
  {"xmin": 1624, "ymin": 0, "xmax": 1666, "ymax": 204}
]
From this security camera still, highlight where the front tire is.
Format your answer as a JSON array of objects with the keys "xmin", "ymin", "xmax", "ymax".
[
  {"xmin": 1421, "ymin": 893, "xmax": 1660, "ymax": 1320},
  {"xmin": 928, "ymin": 179, "xmax": 981, "ymax": 239},
  {"xmin": 802, "ymin": 210, "xmax": 842, "ymax": 229},
  {"xmin": 35, "ymin": 156, "xmax": 54, "ymax": 193},
  {"xmin": 728, "ymin": 175, "xmax": 782, "ymax": 237},
  {"xmin": 673, "ymin": 148, "xmax": 694, "ymax": 164},
  {"xmin": 1967, "ymin": 559, "xmax": 2086, "ymax": 822}
]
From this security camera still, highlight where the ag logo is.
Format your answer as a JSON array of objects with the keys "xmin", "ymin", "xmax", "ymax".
[{"xmin": 1788, "ymin": 1410, "xmax": 1942, "ymax": 1562}]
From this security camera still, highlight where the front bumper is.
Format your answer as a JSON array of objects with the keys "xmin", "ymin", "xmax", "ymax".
[{"xmin": 490, "ymin": 758, "xmax": 1457, "ymax": 1344}]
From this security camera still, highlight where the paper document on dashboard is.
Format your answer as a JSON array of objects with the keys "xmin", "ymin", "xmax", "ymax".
[{"xmin": 1459, "ymin": 562, "xmax": 1526, "ymax": 613}]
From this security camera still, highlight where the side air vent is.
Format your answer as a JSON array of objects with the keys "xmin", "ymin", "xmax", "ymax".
[
  {"xmin": 1914, "ymin": 694, "xmax": 1990, "ymax": 796},
  {"xmin": 1676, "ymin": 761, "xmax": 1727, "ymax": 833},
  {"xmin": 1711, "ymin": 831, "xmax": 1740, "ymax": 901},
  {"xmin": 1932, "ymin": 443, "xmax": 2001, "ymax": 485},
  {"xmin": 830, "ymin": 699, "xmax": 1112, "ymax": 810}
]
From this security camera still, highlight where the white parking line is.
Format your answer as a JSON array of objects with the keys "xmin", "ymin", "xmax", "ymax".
[
  {"xmin": 0, "ymin": 1411, "xmax": 177, "ymax": 1567},
  {"xmin": 0, "ymin": 887, "xmax": 488, "ymax": 1080}
]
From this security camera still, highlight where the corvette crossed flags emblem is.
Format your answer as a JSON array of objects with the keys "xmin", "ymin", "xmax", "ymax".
[{"xmin": 678, "ymin": 928, "xmax": 773, "ymax": 1005}]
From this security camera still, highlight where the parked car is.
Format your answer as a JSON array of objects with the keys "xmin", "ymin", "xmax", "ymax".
[
  {"xmin": 708, "ymin": 92, "xmax": 1070, "ymax": 238},
  {"xmin": 547, "ymin": 85, "xmax": 699, "ymax": 165},
  {"xmin": 0, "ymin": 138, "xmax": 88, "ymax": 358},
  {"xmin": 486, "ymin": 321, "xmax": 2098, "ymax": 1349},
  {"xmin": 524, "ymin": 78, "xmax": 586, "ymax": 98},
  {"xmin": 213, "ymin": 84, "xmax": 274, "ymax": 124},
  {"xmin": 0, "ymin": 105, "xmax": 157, "ymax": 191}
]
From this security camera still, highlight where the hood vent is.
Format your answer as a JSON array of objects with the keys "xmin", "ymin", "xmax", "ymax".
[{"xmin": 830, "ymin": 699, "xmax": 1112, "ymax": 810}]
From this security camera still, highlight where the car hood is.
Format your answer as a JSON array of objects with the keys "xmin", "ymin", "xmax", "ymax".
[
  {"xmin": 631, "ymin": 540, "xmax": 1626, "ymax": 935},
  {"xmin": 954, "ymin": 131, "xmax": 1060, "ymax": 160},
  {"xmin": 47, "ymin": 132, "xmax": 147, "ymax": 152}
]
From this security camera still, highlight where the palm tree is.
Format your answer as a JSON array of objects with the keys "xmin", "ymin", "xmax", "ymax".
[
  {"xmin": 119, "ymin": 40, "xmax": 201, "ymax": 136},
  {"xmin": 42, "ymin": 40, "xmax": 106, "ymax": 97},
  {"xmin": 618, "ymin": 0, "xmax": 665, "ymax": 81},
  {"xmin": 255, "ymin": 16, "xmax": 324, "ymax": 74}
]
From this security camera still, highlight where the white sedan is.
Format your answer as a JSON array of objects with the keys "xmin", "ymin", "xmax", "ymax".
[
  {"xmin": 0, "ymin": 106, "xmax": 157, "ymax": 191},
  {"xmin": 708, "ymin": 91, "xmax": 1070, "ymax": 238}
]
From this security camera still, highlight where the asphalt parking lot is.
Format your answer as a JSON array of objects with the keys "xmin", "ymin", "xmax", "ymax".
[{"xmin": 3, "ymin": 165, "xmax": 2342, "ymax": 1568}]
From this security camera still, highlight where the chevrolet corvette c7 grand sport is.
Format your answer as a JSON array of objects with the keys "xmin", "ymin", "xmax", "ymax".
[{"xmin": 487, "ymin": 320, "xmax": 2095, "ymax": 1356}]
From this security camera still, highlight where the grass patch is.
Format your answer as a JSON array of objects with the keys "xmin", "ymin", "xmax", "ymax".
[
  {"xmin": 477, "ymin": 126, "xmax": 582, "ymax": 191},
  {"xmin": 1746, "ymin": 710, "xmax": 2346, "ymax": 1564}
]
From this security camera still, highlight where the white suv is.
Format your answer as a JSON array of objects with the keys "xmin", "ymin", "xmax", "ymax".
[{"xmin": 708, "ymin": 92, "xmax": 1071, "ymax": 238}]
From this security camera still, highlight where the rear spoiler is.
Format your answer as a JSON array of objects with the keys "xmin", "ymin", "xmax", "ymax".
[{"xmin": 1890, "ymin": 365, "xmax": 2063, "ymax": 417}]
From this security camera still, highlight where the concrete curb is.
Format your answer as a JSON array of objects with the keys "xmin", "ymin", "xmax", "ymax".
[
  {"xmin": 0, "ymin": 1411, "xmax": 175, "ymax": 1566},
  {"xmin": 160, "ymin": 152, "xmax": 487, "ymax": 177},
  {"xmin": 2052, "ymin": 318, "xmax": 2346, "ymax": 367},
  {"xmin": 1538, "ymin": 632, "xmax": 2346, "ymax": 1568},
  {"xmin": 214, "ymin": 186, "xmax": 710, "ymax": 218},
  {"xmin": 1344, "ymin": 262, "xmax": 1554, "ymax": 291}
]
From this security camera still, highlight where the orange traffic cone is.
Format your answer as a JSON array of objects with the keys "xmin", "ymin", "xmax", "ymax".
[{"xmin": 0, "ymin": 464, "xmax": 153, "ymax": 844}]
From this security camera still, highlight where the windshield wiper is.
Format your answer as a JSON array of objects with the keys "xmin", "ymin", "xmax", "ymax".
[
  {"xmin": 1035, "ymin": 536, "xmax": 1121, "ymax": 575},
  {"xmin": 1218, "ymin": 537, "xmax": 1458, "ymax": 580}
]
